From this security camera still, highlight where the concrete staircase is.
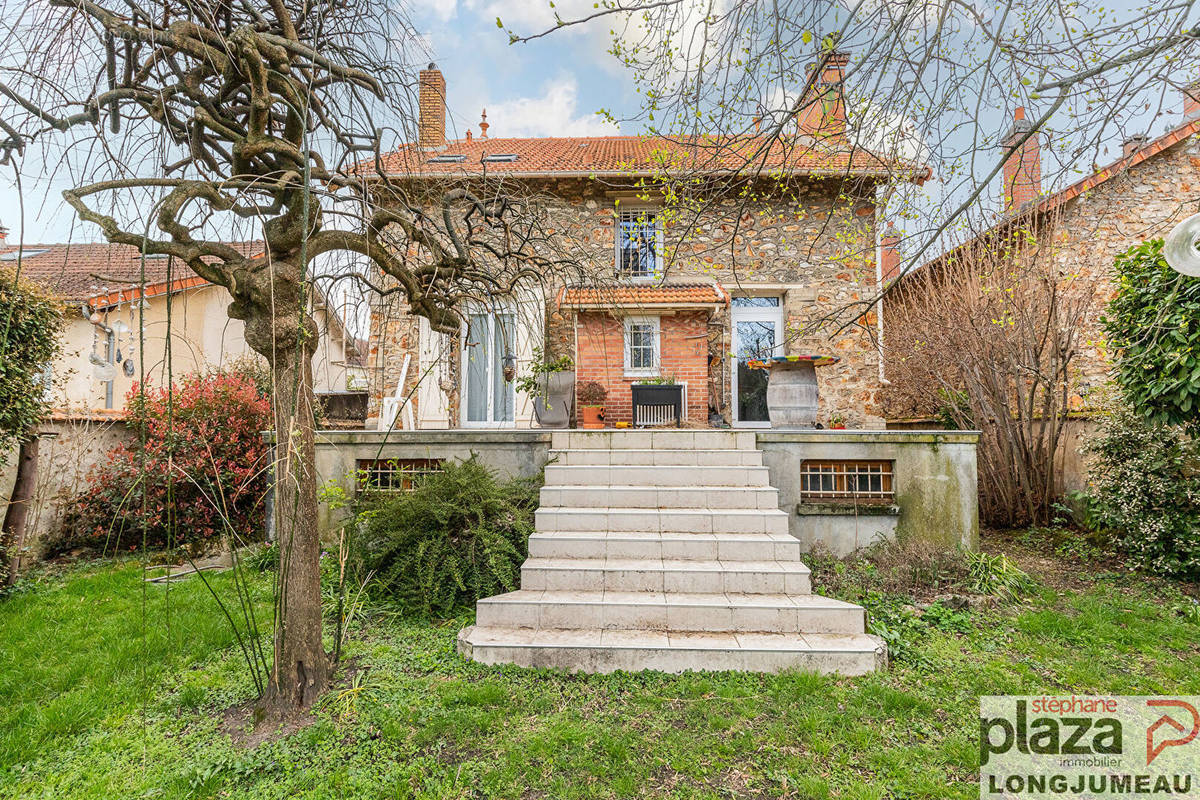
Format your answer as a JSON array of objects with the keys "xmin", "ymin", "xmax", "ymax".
[{"xmin": 458, "ymin": 430, "xmax": 884, "ymax": 675}]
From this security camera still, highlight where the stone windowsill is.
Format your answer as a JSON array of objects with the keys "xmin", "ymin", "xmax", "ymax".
[{"xmin": 795, "ymin": 502, "xmax": 901, "ymax": 517}]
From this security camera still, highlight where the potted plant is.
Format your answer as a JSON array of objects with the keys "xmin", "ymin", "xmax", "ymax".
[
  {"xmin": 515, "ymin": 348, "xmax": 575, "ymax": 428},
  {"xmin": 829, "ymin": 413, "xmax": 846, "ymax": 430},
  {"xmin": 578, "ymin": 381, "xmax": 607, "ymax": 429}
]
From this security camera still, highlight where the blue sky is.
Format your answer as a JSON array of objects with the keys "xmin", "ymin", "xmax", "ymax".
[{"xmin": 0, "ymin": 1, "xmax": 634, "ymax": 245}]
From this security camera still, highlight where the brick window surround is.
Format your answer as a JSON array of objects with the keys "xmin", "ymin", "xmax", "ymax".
[{"xmin": 575, "ymin": 310, "xmax": 709, "ymax": 425}]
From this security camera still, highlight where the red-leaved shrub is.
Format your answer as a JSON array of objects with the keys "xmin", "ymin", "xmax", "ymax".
[{"xmin": 53, "ymin": 370, "xmax": 271, "ymax": 554}]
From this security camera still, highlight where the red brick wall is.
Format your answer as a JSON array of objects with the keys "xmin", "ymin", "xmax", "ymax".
[{"xmin": 575, "ymin": 311, "xmax": 709, "ymax": 425}]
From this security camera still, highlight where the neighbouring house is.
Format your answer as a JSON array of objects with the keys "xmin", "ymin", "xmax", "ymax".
[
  {"xmin": 0, "ymin": 236, "xmax": 367, "ymax": 545},
  {"xmin": 0, "ymin": 236, "xmax": 365, "ymax": 413},
  {"xmin": 883, "ymin": 79, "xmax": 1200, "ymax": 490},
  {"xmin": 886, "ymin": 80, "xmax": 1200, "ymax": 422},
  {"xmin": 366, "ymin": 60, "xmax": 929, "ymax": 431}
]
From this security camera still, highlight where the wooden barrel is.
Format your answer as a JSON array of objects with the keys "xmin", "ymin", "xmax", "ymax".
[{"xmin": 766, "ymin": 360, "xmax": 819, "ymax": 428}]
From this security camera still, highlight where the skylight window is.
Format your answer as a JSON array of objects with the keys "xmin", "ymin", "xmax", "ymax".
[
  {"xmin": 0, "ymin": 249, "xmax": 48, "ymax": 260},
  {"xmin": 427, "ymin": 154, "xmax": 466, "ymax": 164},
  {"xmin": 481, "ymin": 153, "xmax": 519, "ymax": 163}
]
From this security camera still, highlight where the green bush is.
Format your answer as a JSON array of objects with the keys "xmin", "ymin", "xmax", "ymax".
[
  {"xmin": 1104, "ymin": 239, "xmax": 1200, "ymax": 428},
  {"xmin": 0, "ymin": 268, "xmax": 62, "ymax": 458},
  {"xmin": 352, "ymin": 457, "xmax": 539, "ymax": 617},
  {"xmin": 1080, "ymin": 405, "xmax": 1200, "ymax": 579}
]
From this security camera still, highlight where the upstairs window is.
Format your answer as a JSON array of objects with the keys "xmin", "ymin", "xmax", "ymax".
[
  {"xmin": 623, "ymin": 316, "xmax": 660, "ymax": 376},
  {"xmin": 616, "ymin": 207, "xmax": 663, "ymax": 279}
]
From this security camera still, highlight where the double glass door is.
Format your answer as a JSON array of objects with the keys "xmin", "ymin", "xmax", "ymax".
[
  {"xmin": 464, "ymin": 311, "xmax": 515, "ymax": 426},
  {"xmin": 731, "ymin": 297, "xmax": 783, "ymax": 427}
]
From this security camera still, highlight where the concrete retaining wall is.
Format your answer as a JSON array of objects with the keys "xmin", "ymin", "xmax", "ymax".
[
  {"xmin": 757, "ymin": 430, "xmax": 980, "ymax": 555},
  {"xmin": 310, "ymin": 430, "xmax": 552, "ymax": 534},
  {"xmin": 308, "ymin": 428, "xmax": 979, "ymax": 556}
]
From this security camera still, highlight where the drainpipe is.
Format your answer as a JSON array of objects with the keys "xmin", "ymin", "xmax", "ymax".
[{"xmin": 874, "ymin": 215, "xmax": 890, "ymax": 386}]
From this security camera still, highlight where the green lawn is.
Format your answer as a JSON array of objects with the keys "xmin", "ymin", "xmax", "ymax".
[{"xmin": 0, "ymin": 540, "xmax": 1197, "ymax": 800}]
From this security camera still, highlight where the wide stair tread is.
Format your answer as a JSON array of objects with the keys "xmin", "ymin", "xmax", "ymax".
[
  {"xmin": 544, "ymin": 464, "xmax": 773, "ymax": 487},
  {"xmin": 528, "ymin": 530, "xmax": 801, "ymax": 561},
  {"xmin": 476, "ymin": 589, "xmax": 865, "ymax": 633},
  {"xmin": 458, "ymin": 625, "xmax": 884, "ymax": 675}
]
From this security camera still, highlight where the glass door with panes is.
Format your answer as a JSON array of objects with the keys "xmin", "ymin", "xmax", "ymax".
[
  {"xmin": 730, "ymin": 297, "xmax": 783, "ymax": 427},
  {"xmin": 463, "ymin": 310, "xmax": 515, "ymax": 426}
]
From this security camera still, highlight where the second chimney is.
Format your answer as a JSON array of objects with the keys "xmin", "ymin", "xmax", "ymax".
[
  {"xmin": 419, "ymin": 63, "xmax": 446, "ymax": 151},
  {"xmin": 1002, "ymin": 107, "xmax": 1041, "ymax": 213},
  {"xmin": 796, "ymin": 51, "xmax": 848, "ymax": 140},
  {"xmin": 1123, "ymin": 134, "xmax": 1149, "ymax": 158},
  {"xmin": 880, "ymin": 223, "xmax": 901, "ymax": 283}
]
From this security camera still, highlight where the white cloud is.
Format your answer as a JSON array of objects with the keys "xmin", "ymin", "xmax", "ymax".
[{"xmin": 482, "ymin": 77, "xmax": 619, "ymax": 137}]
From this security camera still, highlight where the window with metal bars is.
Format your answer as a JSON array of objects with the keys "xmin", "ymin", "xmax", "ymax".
[
  {"xmin": 356, "ymin": 458, "xmax": 444, "ymax": 493},
  {"xmin": 615, "ymin": 207, "xmax": 662, "ymax": 278},
  {"xmin": 800, "ymin": 460, "xmax": 894, "ymax": 503}
]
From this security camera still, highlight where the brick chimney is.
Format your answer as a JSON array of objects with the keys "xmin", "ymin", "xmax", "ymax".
[
  {"xmin": 418, "ymin": 63, "xmax": 446, "ymax": 151},
  {"xmin": 1184, "ymin": 77, "xmax": 1200, "ymax": 121},
  {"xmin": 0, "ymin": 224, "xmax": 7, "ymax": 245},
  {"xmin": 1122, "ymin": 134, "xmax": 1149, "ymax": 158},
  {"xmin": 880, "ymin": 222, "xmax": 901, "ymax": 282},
  {"xmin": 1002, "ymin": 107, "xmax": 1041, "ymax": 213},
  {"xmin": 796, "ymin": 51, "xmax": 848, "ymax": 140}
]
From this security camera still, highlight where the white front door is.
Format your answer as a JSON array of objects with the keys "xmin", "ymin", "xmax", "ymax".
[
  {"xmin": 462, "ymin": 310, "xmax": 516, "ymax": 427},
  {"xmin": 730, "ymin": 297, "xmax": 783, "ymax": 428}
]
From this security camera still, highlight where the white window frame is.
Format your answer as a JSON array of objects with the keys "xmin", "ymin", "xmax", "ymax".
[
  {"xmin": 459, "ymin": 305, "xmax": 517, "ymax": 428},
  {"xmin": 623, "ymin": 315, "xmax": 660, "ymax": 378},
  {"xmin": 614, "ymin": 205, "xmax": 664, "ymax": 281}
]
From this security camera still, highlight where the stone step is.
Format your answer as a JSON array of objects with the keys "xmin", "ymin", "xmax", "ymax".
[
  {"xmin": 458, "ymin": 625, "xmax": 885, "ymax": 675},
  {"xmin": 539, "ymin": 485, "xmax": 780, "ymax": 510},
  {"xmin": 534, "ymin": 507, "xmax": 789, "ymax": 535},
  {"xmin": 520, "ymin": 557, "xmax": 811, "ymax": 594},
  {"xmin": 528, "ymin": 531, "xmax": 801, "ymax": 562},
  {"xmin": 544, "ymin": 464, "xmax": 772, "ymax": 488},
  {"xmin": 550, "ymin": 430, "xmax": 757, "ymax": 451},
  {"xmin": 550, "ymin": 448, "xmax": 764, "ymax": 467},
  {"xmin": 475, "ymin": 590, "xmax": 865, "ymax": 633}
]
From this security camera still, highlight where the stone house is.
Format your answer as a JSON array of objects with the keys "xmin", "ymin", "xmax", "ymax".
[
  {"xmin": 884, "ymin": 84, "xmax": 1200, "ymax": 422},
  {"xmin": 368, "ymin": 61, "xmax": 924, "ymax": 431}
]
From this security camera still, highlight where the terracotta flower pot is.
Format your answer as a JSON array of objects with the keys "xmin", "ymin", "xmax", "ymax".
[{"xmin": 580, "ymin": 406, "xmax": 605, "ymax": 429}]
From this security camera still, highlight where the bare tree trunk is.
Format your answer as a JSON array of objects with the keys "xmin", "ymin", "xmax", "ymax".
[
  {"xmin": 1, "ymin": 433, "xmax": 39, "ymax": 587},
  {"xmin": 254, "ymin": 335, "xmax": 329, "ymax": 718}
]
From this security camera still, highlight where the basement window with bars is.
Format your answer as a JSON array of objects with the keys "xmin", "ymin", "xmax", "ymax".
[
  {"xmin": 356, "ymin": 458, "xmax": 444, "ymax": 493},
  {"xmin": 800, "ymin": 460, "xmax": 894, "ymax": 504}
]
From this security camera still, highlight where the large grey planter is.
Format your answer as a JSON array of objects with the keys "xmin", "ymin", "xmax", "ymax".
[{"xmin": 532, "ymin": 370, "xmax": 575, "ymax": 428}]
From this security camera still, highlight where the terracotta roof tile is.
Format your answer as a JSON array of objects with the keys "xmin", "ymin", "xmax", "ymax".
[
  {"xmin": 559, "ymin": 282, "xmax": 729, "ymax": 309},
  {"xmin": 368, "ymin": 135, "xmax": 928, "ymax": 181},
  {"xmin": 0, "ymin": 241, "xmax": 259, "ymax": 301}
]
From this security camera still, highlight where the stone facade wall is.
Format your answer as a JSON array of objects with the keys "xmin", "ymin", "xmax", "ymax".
[
  {"xmin": 369, "ymin": 175, "xmax": 889, "ymax": 428},
  {"xmin": 366, "ymin": 295, "xmax": 421, "ymax": 427},
  {"xmin": 1039, "ymin": 135, "xmax": 1200, "ymax": 402}
]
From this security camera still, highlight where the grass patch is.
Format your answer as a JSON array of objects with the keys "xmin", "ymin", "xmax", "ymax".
[{"xmin": 0, "ymin": 538, "xmax": 1198, "ymax": 799}]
